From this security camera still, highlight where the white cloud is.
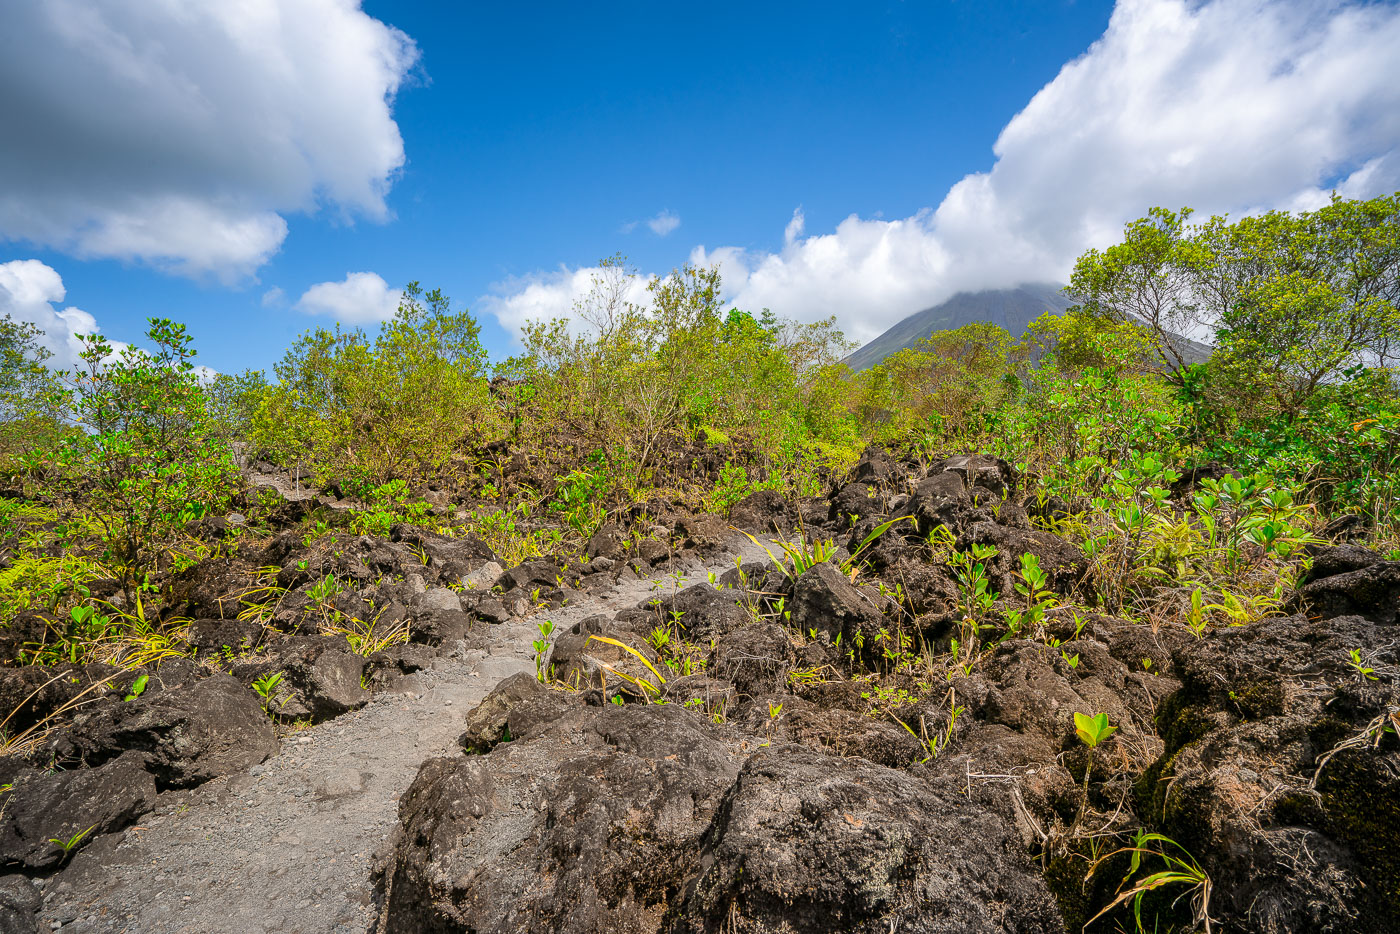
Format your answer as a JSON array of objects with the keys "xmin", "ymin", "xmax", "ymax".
[
  {"xmin": 622, "ymin": 210, "xmax": 682, "ymax": 237},
  {"xmin": 486, "ymin": 0, "xmax": 1400, "ymax": 347},
  {"xmin": 0, "ymin": 259, "xmax": 109, "ymax": 369},
  {"xmin": 0, "ymin": 1, "xmax": 419, "ymax": 281},
  {"xmin": 296, "ymin": 272, "xmax": 402, "ymax": 324},
  {"xmin": 647, "ymin": 211, "xmax": 681, "ymax": 236},
  {"xmin": 260, "ymin": 287, "xmax": 286, "ymax": 308},
  {"xmin": 480, "ymin": 265, "xmax": 654, "ymax": 341}
]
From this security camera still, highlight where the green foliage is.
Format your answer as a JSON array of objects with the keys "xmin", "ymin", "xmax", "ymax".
[
  {"xmin": 1069, "ymin": 193, "xmax": 1400, "ymax": 426},
  {"xmin": 124, "ymin": 673, "xmax": 149, "ymax": 702},
  {"xmin": 510, "ymin": 257, "xmax": 856, "ymax": 495},
  {"xmin": 251, "ymin": 283, "xmax": 494, "ymax": 485},
  {"xmin": 52, "ymin": 319, "xmax": 237, "ymax": 599},
  {"xmin": 347, "ymin": 478, "xmax": 433, "ymax": 536},
  {"xmin": 1074, "ymin": 711, "xmax": 1118, "ymax": 749},
  {"xmin": 851, "ymin": 322, "xmax": 1025, "ymax": 446},
  {"xmin": 0, "ymin": 314, "xmax": 69, "ymax": 471}
]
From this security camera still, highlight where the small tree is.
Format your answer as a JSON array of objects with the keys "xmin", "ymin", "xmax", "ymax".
[
  {"xmin": 1069, "ymin": 192, "xmax": 1400, "ymax": 422},
  {"xmin": 0, "ymin": 314, "xmax": 69, "ymax": 472},
  {"xmin": 61, "ymin": 319, "xmax": 236, "ymax": 599}
]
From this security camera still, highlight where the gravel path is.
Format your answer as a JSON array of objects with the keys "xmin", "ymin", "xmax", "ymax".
[{"xmin": 38, "ymin": 540, "xmax": 766, "ymax": 934}]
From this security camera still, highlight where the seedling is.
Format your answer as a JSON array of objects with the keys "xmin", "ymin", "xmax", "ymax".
[
  {"xmin": 48, "ymin": 825, "xmax": 96, "ymax": 863},
  {"xmin": 1074, "ymin": 711, "xmax": 1117, "ymax": 806},
  {"xmin": 123, "ymin": 674, "xmax": 149, "ymax": 702},
  {"xmin": 1349, "ymin": 648, "xmax": 1378, "ymax": 681},
  {"xmin": 533, "ymin": 620, "xmax": 556, "ymax": 682},
  {"xmin": 251, "ymin": 671, "xmax": 286, "ymax": 715},
  {"xmin": 1075, "ymin": 711, "xmax": 1117, "ymax": 749}
]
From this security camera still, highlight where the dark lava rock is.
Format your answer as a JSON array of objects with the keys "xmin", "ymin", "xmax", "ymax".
[
  {"xmin": 457, "ymin": 672, "xmax": 572, "ymax": 753},
  {"xmin": 0, "ymin": 664, "xmax": 116, "ymax": 736},
  {"xmin": 277, "ymin": 642, "xmax": 370, "ymax": 720},
  {"xmin": 0, "ymin": 874, "xmax": 40, "ymax": 933},
  {"xmin": 830, "ymin": 480, "xmax": 886, "ymax": 526},
  {"xmin": 1293, "ymin": 560, "xmax": 1400, "ymax": 624},
  {"xmin": 0, "ymin": 613, "xmax": 46, "ymax": 666},
  {"xmin": 52, "ymin": 672, "xmax": 277, "ymax": 788},
  {"xmin": 849, "ymin": 447, "xmax": 905, "ymax": 486},
  {"xmin": 903, "ymin": 470, "xmax": 981, "ymax": 535},
  {"xmin": 187, "ymin": 617, "xmax": 266, "ymax": 654},
  {"xmin": 1303, "ymin": 544, "xmax": 1384, "ymax": 584},
  {"xmin": 412, "ymin": 608, "xmax": 475, "ymax": 645},
  {"xmin": 675, "ymin": 513, "xmax": 729, "ymax": 553},
  {"xmin": 789, "ymin": 562, "xmax": 892, "ymax": 670},
  {"xmin": 585, "ymin": 523, "xmax": 626, "ymax": 560},
  {"xmin": 0, "ymin": 751, "xmax": 155, "ymax": 870},
  {"xmin": 673, "ymin": 745, "xmax": 1064, "ymax": 934},
  {"xmin": 728, "ymin": 490, "xmax": 794, "ymax": 532},
  {"xmin": 497, "ymin": 558, "xmax": 561, "ymax": 593},
  {"xmin": 962, "ymin": 521, "xmax": 1088, "ymax": 599},
  {"xmin": 548, "ymin": 614, "xmax": 662, "ymax": 697},
  {"xmin": 707, "ymin": 623, "xmax": 797, "ymax": 701},
  {"xmin": 382, "ymin": 699, "xmax": 1063, "ymax": 934},
  {"xmin": 933, "ymin": 454, "xmax": 1016, "ymax": 498},
  {"xmin": 390, "ymin": 524, "xmax": 497, "ymax": 583},
  {"xmin": 383, "ymin": 702, "xmax": 739, "ymax": 934},
  {"xmin": 165, "ymin": 557, "xmax": 257, "ymax": 619},
  {"xmin": 1143, "ymin": 611, "xmax": 1400, "ymax": 933},
  {"xmin": 642, "ymin": 582, "xmax": 750, "ymax": 641}
]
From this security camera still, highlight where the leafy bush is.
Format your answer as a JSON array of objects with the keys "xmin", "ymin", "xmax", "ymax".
[
  {"xmin": 250, "ymin": 283, "xmax": 495, "ymax": 485},
  {"xmin": 51, "ymin": 319, "xmax": 236, "ymax": 599}
]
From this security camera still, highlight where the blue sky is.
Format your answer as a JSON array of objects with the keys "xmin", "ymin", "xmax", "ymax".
[{"xmin": 2, "ymin": 0, "xmax": 1399, "ymax": 375}]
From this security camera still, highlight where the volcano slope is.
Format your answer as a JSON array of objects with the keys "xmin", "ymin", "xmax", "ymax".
[{"xmin": 6, "ymin": 449, "xmax": 1398, "ymax": 934}]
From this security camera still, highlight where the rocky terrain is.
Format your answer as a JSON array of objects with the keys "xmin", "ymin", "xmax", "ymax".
[{"xmin": 1, "ymin": 449, "xmax": 1397, "ymax": 933}]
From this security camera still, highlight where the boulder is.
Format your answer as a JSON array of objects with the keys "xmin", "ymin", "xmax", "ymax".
[
  {"xmin": 412, "ymin": 608, "xmax": 475, "ymax": 645},
  {"xmin": 165, "ymin": 557, "xmax": 257, "ymax": 619},
  {"xmin": 1293, "ymin": 560, "xmax": 1400, "ymax": 624},
  {"xmin": 0, "ymin": 875, "xmax": 40, "ymax": 934},
  {"xmin": 830, "ymin": 481, "xmax": 885, "ymax": 526},
  {"xmin": 707, "ymin": 623, "xmax": 797, "ymax": 701},
  {"xmin": 585, "ymin": 523, "xmax": 626, "ymax": 560},
  {"xmin": 548, "ymin": 615, "xmax": 663, "ymax": 697},
  {"xmin": 789, "ymin": 562, "xmax": 892, "ymax": 669},
  {"xmin": 277, "ymin": 642, "xmax": 370, "ymax": 719},
  {"xmin": 1142, "ymin": 611, "xmax": 1400, "ymax": 932},
  {"xmin": 186, "ymin": 617, "xmax": 266, "ymax": 654},
  {"xmin": 903, "ymin": 470, "xmax": 979, "ymax": 536},
  {"xmin": 389, "ymin": 524, "xmax": 497, "ymax": 583},
  {"xmin": 729, "ymin": 490, "xmax": 793, "ymax": 532},
  {"xmin": 411, "ymin": 587, "xmax": 462, "ymax": 615},
  {"xmin": 0, "ymin": 751, "xmax": 155, "ymax": 870},
  {"xmin": 641, "ymin": 582, "xmax": 751, "ymax": 641},
  {"xmin": 675, "ymin": 513, "xmax": 729, "ymax": 553},
  {"xmin": 933, "ymin": 454, "xmax": 1016, "ymax": 497},
  {"xmin": 674, "ymin": 745, "xmax": 1064, "ymax": 934},
  {"xmin": 962, "ymin": 522, "xmax": 1088, "ymax": 600},
  {"xmin": 382, "ymin": 703, "xmax": 740, "ymax": 934},
  {"xmin": 53, "ymin": 672, "xmax": 276, "ymax": 788},
  {"xmin": 1303, "ymin": 544, "xmax": 1384, "ymax": 584},
  {"xmin": 457, "ymin": 672, "xmax": 572, "ymax": 753}
]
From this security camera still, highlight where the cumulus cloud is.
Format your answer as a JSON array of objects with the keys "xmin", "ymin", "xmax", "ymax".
[
  {"xmin": 296, "ymin": 272, "xmax": 403, "ymax": 325},
  {"xmin": 487, "ymin": 0, "xmax": 1400, "ymax": 346},
  {"xmin": 480, "ymin": 266, "xmax": 654, "ymax": 340},
  {"xmin": 622, "ymin": 210, "xmax": 682, "ymax": 237},
  {"xmin": 647, "ymin": 211, "xmax": 681, "ymax": 236},
  {"xmin": 0, "ymin": 259, "xmax": 108, "ymax": 369},
  {"xmin": 0, "ymin": 0, "xmax": 419, "ymax": 281}
]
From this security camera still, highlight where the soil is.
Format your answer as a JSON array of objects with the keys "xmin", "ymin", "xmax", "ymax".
[{"xmin": 34, "ymin": 539, "xmax": 770, "ymax": 934}]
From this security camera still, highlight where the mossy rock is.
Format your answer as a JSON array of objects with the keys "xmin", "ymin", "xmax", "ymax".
[{"xmin": 1316, "ymin": 747, "xmax": 1400, "ymax": 927}]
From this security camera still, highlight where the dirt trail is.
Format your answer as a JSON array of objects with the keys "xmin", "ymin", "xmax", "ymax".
[{"xmin": 38, "ymin": 540, "xmax": 767, "ymax": 934}]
